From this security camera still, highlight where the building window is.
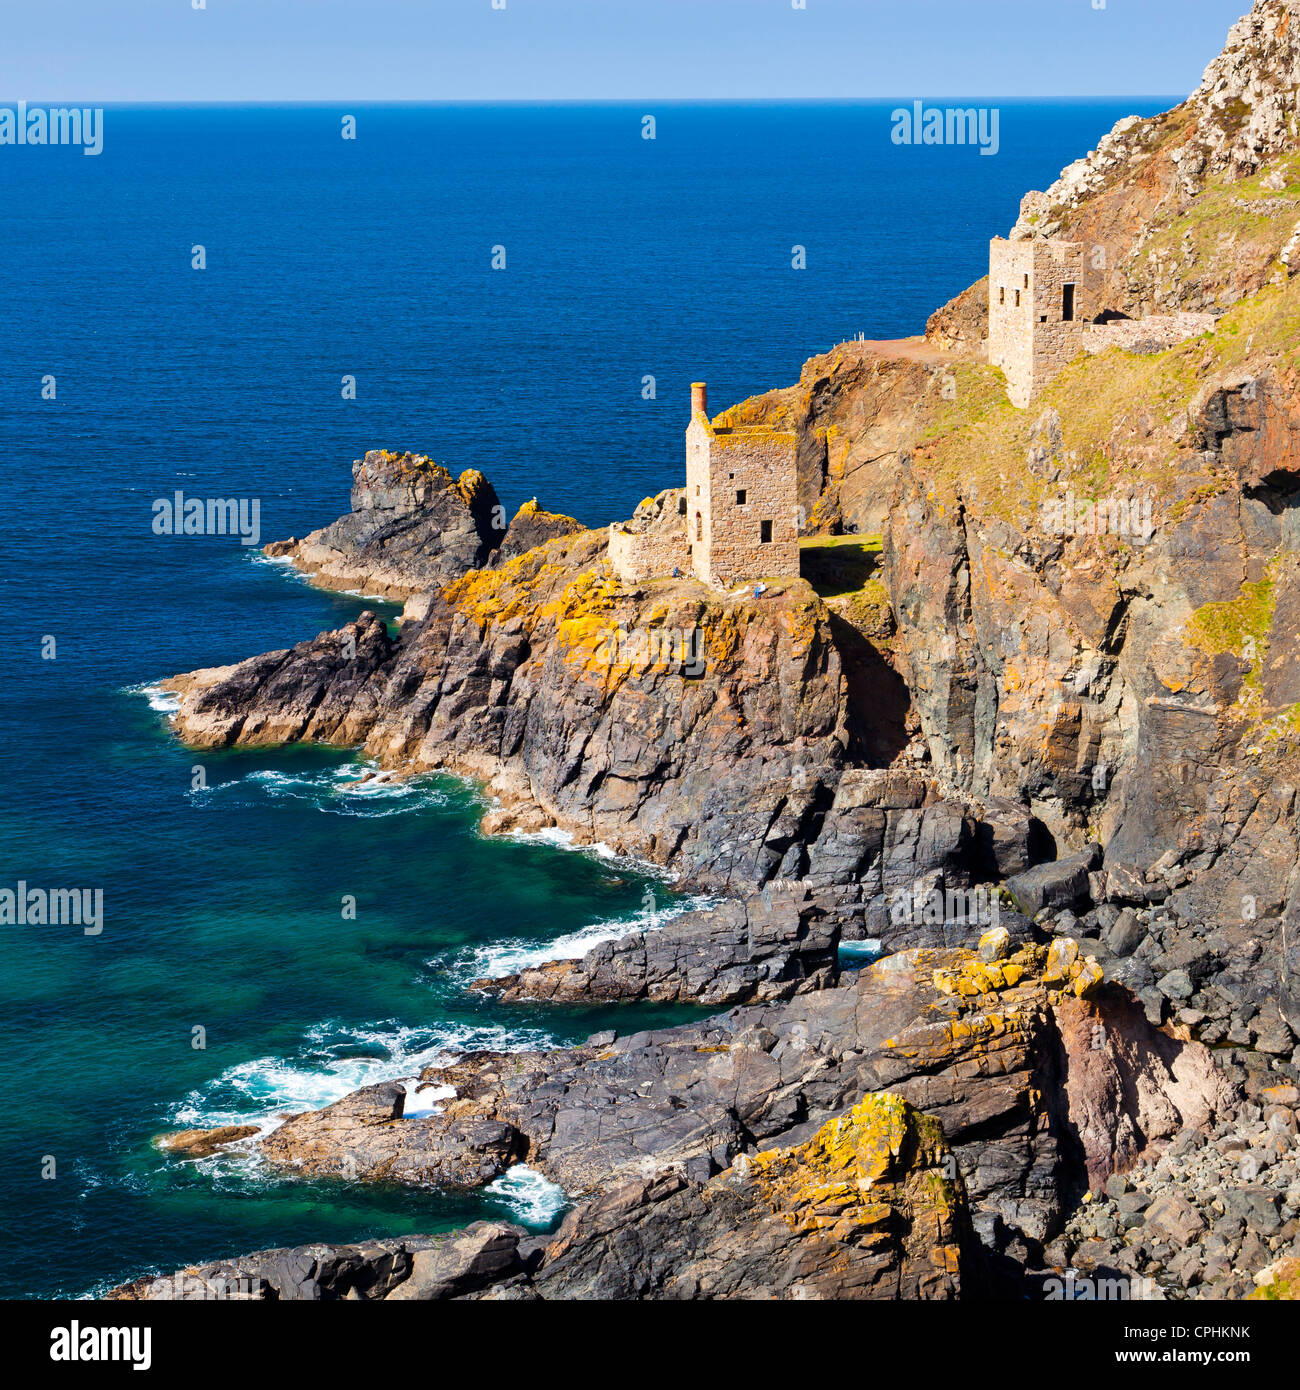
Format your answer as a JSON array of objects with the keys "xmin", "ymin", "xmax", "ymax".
[
  {"xmin": 695, "ymin": 485, "xmax": 700, "ymax": 497},
  {"xmin": 736, "ymin": 489, "xmax": 747, "ymax": 505},
  {"xmin": 1062, "ymin": 283, "xmax": 1076, "ymax": 322},
  {"xmin": 760, "ymin": 520, "xmax": 773, "ymax": 544},
  {"xmin": 1024, "ymin": 274, "xmax": 1029, "ymax": 289},
  {"xmin": 1014, "ymin": 290, "xmax": 1021, "ymax": 308},
  {"xmin": 678, "ymin": 496, "xmax": 686, "ymax": 516},
  {"xmin": 696, "ymin": 513, "xmax": 702, "ymax": 542},
  {"xmin": 998, "ymin": 286, "xmax": 1005, "ymax": 305}
]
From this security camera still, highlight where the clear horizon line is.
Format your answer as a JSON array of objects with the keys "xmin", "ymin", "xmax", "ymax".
[{"xmin": 3, "ymin": 94, "xmax": 1187, "ymax": 108}]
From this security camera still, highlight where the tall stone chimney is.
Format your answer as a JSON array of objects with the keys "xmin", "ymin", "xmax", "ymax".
[{"xmin": 691, "ymin": 381, "xmax": 708, "ymax": 418}]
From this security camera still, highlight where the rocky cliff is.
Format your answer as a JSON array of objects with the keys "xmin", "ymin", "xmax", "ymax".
[
  {"xmin": 131, "ymin": 0, "xmax": 1300, "ymax": 1302},
  {"xmin": 121, "ymin": 931, "xmax": 1250, "ymax": 1299},
  {"xmin": 710, "ymin": 0, "xmax": 1300, "ymax": 1055}
]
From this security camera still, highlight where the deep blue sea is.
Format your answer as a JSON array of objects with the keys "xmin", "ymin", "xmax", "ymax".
[{"xmin": 0, "ymin": 100, "xmax": 1173, "ymax": 1298}]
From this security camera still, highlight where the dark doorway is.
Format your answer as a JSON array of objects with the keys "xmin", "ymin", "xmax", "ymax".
[
  {"xmin": 1062, "ymin": 283, "xmax": 1076, "ymax": 322},
  {"xmin": 760, "ymin": 519, "xmax": 773, "ymax": 543}
]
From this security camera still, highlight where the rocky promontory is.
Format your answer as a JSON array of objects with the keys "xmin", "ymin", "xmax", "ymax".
[
  {"xmin": 263, "ymin": 449, "xmax": 583, "ymax": 600},
  {"xmin": 123, "ymin": 931, "xmax": 1252, "ymax": 1298},
  {"xmin": 128, "ymin": 0, "xmax": 1300, "ymax": 1303}
]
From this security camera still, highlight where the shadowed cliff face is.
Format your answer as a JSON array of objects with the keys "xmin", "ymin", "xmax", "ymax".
[
  {"xmin": 690, "ymin": 3, "xmax": 1300, "ymax": 1044},
  {"xmin": 167, "ymin": 526, "xmax": 1031, "ymax": 904},
  {"xmin": 170, "ymin": 530, "xmax": 854, "ymax": 890}
]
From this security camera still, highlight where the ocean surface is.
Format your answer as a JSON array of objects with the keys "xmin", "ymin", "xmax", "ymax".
[{"xmin": 0, "ymin": 100, "xmax": 1174, "ymax": 1299}]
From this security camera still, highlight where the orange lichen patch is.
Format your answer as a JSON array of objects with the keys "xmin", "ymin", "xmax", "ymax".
[
  {"xmin": 777, "ymin": 598, "xmax": 824, "ymax": 654},
  {"xmin": 710, "ymin": 426, "xmax": 798, "ymax": 450},
  {"xmin": 930, "ymin": 937, "xmax": 1103, "ymax": 1003},
  {"xmin": 743, "ymin": 1093, "xmax": 961, "ymax": 1243},
  {"xmin": 454, "ymin": 468, "xmax": 494, "ymax": 507},
  {"xmin": 511, "ymin": 496, "xmax": 582, "ymax": 529},
  {"xmin": 444, "ymin": 554, "xmax": 569, "ymax": 628}
]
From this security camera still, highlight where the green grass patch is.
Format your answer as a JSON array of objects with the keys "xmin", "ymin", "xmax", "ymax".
[{"xmin": 800, "ymin": 534, "xmax": 884, "ymax": 600}]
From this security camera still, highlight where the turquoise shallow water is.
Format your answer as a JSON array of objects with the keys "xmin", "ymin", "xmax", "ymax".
[
  {"xmin": 3, "ymin": 673, "xmax": 705, "ymax": 1298},
  {"xmin": 0, "ymin": 100, "xmax": 1176, "ymax": 1298}
]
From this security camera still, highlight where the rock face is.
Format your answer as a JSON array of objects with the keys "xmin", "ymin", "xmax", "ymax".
[
  {"xmin": 162, "ymin": 612, "xmax": 397, "ymax": 749},
  {"xmin": 488, "ymin": 498, "xmax": 585, "ymax": 567},
  {"xmin": 112, "ymin": 1103, "xmax": 972, "ymax": 1301},
  {"xmin": 521, "ymin": 1093, "xmax": 970, "ymax": 1300},
  {"xmin": 254, "ymin": 937, "xmax": 1187, "ymax": 1273},
  {"xmin": 258, "ymin": 1080, "xmax": 527, "ymax": 1186},
  {"xmin": 264, "ymin": 449, "xmax": 505, "ymax": 598},
  {"xmin": 478, "ymin": 887, "xmax": 839, "ymax": 1007},
  {"xmin": 126, "ymin": 937, "xmax": 1241, "ymax": 1300},
  {"xmin": 107, "ymin": 1223, "xmax": 527, "ymax": 1301},
  {"xmin": 169, "ymin": 524, "xmax": 1032, "ymax": 903}
]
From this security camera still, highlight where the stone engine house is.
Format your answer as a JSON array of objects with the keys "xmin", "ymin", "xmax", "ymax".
[
  {"xmin": 610, "ymin": 382, "xmax": 800, "ymax": 590},
  {"xmin": 989, "ymin": 235, "xmax": 1215, "ymax": 408},
  {"xmin": 988, "ymin": 236, "xmax": 1085, "ymax": 409}
]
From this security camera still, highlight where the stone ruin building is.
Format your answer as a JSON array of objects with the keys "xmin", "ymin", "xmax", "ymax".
[
  {"xmin": 609, "ymin": 382, "xmax": 800, "ymax": 590},
  {"xmin": 988, "ymin": 236, "xmax": 1215, "ymax": 407}
]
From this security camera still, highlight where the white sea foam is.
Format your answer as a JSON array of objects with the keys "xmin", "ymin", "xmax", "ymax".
[
  {"xmin": 454, "ymin": 891, "xmax": 718, "ymax": 983},
  {"xmin": 197, "ymin": 760, "xmax": 456, "ymax": 818},
  {"xmin": 485, "ymin": 1165, "xmax": 570, "ymax": 1227},
  {"xmin": 499, "ymin": 824, "xmax": 680, "ymax": 877},
  {"xmin": 172, "ymin": 1019, "xmax": 553, "ymax": 1136},
  {"xmin": 129, "ymin": 681, "xmax": 180, "ymax": 715},
  {"xmin": 398, "ymin": 1080, "xmax": 456, "ymax": 1118}
]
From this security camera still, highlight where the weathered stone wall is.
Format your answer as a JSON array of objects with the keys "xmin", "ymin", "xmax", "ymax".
[
  {"xmin": 608, "ymin": 523, "xmax": 690, "ymax": 585},
  {"xmin": 685, "ymin": 409, "xmax": 799, "ymax": 588},
  {"xmin": 701, "ymin": 429, "xmax": 800, "ymax": 587},
  {"xmin": 989, "ymin": 238, "xmax": 1085, "ymax": 407},
  {"xmin": 1083, "ymin": 311, "xmax": 1217, "ymax": 355}
]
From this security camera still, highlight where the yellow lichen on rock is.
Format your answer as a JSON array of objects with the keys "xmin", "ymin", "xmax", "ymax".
[
  {"xmin": 1248, "ymin": 1255, "xmax": 1300, "ymax": 1299},
  {"xmin": 931, "ymin": 936, "xmax": 1103, "ymax": 1004},
  {"xmin": 745, "ymin": 1092, "xmax": 956, "ymax": 1228}
]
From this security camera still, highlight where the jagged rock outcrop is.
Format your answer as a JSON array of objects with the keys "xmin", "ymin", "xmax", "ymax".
[
  {"xmin": 107, "ymin": 1223, "xmax": 528, "ymax": 1301},
  {"xmin": 111, "ymin": 1101, "xmax": 974, "ymax": 1301},
  {"xmin": 254, "ymin": 936, "xmax": 1201, "ymax": 1268},
  {"xmin": 153, "ymin": 1125, "xmax": 259, "ymax": 1159},
  {"xmin": 487, "ymin": 498, "xmax": 585, "ymax": 566},
  {"xmin": 515, "ymin": 1093, "xmax": 972, "ymax": 1300},
  {"xmin": 168, "ymin": 523, "xmax": 1035, "ymax": 901},
  {"xmin": 123, "ymin": 933, "xmax": 1242, "ymax": 1301},
  {"xmin": 477, "ymin": 887, "xmax": 838, "ymax": 1007},
  {"xmin": 169, "ymin": 532, "xmax": 851, "ymax": 888},
  {"xmin": 162, "ymin": 611, "xmax": 397, "ymax": 749},
  {"xmin": 264, "ymin": 449, "xmax": 505, "ymax": 598}
]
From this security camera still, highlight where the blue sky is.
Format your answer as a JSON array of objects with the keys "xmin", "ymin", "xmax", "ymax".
[{"xmin": 3, "ymin": 0, "xmax": 1251, "ymax": 103}]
